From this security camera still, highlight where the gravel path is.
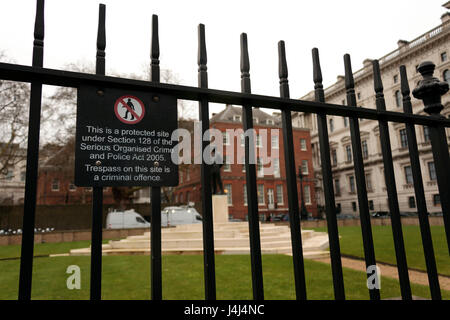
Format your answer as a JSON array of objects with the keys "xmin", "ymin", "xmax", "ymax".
[{"xmin": 313, "ymin": 256, "xmax": 450, "ymax": 291}]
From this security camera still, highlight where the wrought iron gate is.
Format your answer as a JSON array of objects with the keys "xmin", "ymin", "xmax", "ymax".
[{"xmin": 0, "ymin": 0, "xmax": 448, "ymax": 301}]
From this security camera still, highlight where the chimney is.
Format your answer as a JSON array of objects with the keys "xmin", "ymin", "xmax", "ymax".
[
  {"xmin": 363, "ymin": 59, "xmax": 373, "ymax": 67},
  {"xmin": 441, "ymin": 12, "xmax": 450, "ymax": 24},
  {"xmin": 397, "ymin": 39, "xmax": 408, "ymax": 48},
  {"xmin": 337, "ymin": 75, "xmax": 345, "ymax": 82}
]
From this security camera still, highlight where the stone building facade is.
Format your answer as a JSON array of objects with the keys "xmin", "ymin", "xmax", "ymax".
[{"xmin": 294, "ymin": 6, "xmax": 450, "ymax": 216}]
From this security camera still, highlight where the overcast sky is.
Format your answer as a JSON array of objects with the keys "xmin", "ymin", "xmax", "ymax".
[{"xmin": 0, "ymin": 0, "xmax": 447, "ymax": 117}]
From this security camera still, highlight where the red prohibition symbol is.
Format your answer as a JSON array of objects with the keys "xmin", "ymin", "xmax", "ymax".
[{"xmin": 114, "ymin": 95, "xmax": 145, "ymax": 124}]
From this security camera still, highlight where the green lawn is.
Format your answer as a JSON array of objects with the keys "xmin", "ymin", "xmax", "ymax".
[
  {"xmin": 312, "ymin": 225, "xmax": 450, "ymax": 276},
  {"xmin": 0, "ymin": 226, "xmax": 449, "ymax": 300},
  {"xmin": 0, "ymin": 249, "xmax": 449, "ymax": 300}
]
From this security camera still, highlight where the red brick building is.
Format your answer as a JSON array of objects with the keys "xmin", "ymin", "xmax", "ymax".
[
  {"xmin": 173, "ymin": 105, "xmax": 317, "ymax": 220},
  {"xmin": 36, "ymin": 169, "xmax": 115, "ymax": 205},
  {"xmin": 36, "ymin": 141, "xmax": 115, "ymax": 205}
]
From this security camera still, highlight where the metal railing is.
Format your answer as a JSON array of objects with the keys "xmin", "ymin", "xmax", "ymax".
[{"xmin": 0, "ymin": 0, "xmax": 449, "ymax": 301}]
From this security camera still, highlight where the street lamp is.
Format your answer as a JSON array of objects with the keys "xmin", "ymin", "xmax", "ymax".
[{"xmin": 298, "ymin": 167, "xmax": 308, "ymax": 220}]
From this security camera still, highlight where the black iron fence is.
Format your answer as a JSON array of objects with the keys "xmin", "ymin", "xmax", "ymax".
[{"xmin": 0, "ymin": 0, "xmax": 448, "ymax": 301}]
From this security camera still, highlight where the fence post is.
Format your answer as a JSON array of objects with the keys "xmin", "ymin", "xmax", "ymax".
[
  {"xmin": 278, "ymin": 40, "xmax": 307, "ymax": 300},
  {"xmin": 18, "ymin": 0, "xmax": 44, "ymax": 300},
  {"xmin": 150, "ymin": 14, "xmax": 163, "ymax": 301},
  {"xmin": 400, "ymin": 65, "xmax": 441, "ymax": 300},
  {"xmin": 312, "ymin": 48, "xmax": 345, "ymax": 300},
  {"xmin": 197, "ymin": 23, "xmax": 216, "ymax": 300},
  {"xmin": 344, "ymin": 54, "xmax": 380, "ymax": 300},
  {"xmin": 89, "ymin": 3, "xmax": 106, "ymax": 301},
  {"xmin": 412, "ymin": 61, "xmax": 450, "ymax": 254},
  {"xmin": 372, "ymin": 60, "xmax": 411, "ymax": 300},
  {"xmin": 240, "ymin": 33, "xmax": 264, "ymax": 300}
]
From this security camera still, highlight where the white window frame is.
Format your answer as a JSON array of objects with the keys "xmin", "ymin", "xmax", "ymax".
[
  {"xmin": 276, "ymin": 185, "xmax": 284, "ymax": 205},
  {"xmin": 300, "ymin": 138, "xmax": 307, "ymax": 151},
  {"xmin": 256, "ymin": 134, "xmax": 263, "ymax": 148},
  {"xmin": 223, "ymin": 131, "xmax": 230, "ymax": 146},
  {"xmin": 273, "ymin": 158, "xmax": 280, "ymax": 177},
  {"xmin": 304, "ymin": 185, "xmax": 311, "ymax": 205},
  {"xmin": 301, "ymin": 160, "xmax": 308, "ymax": 175},
  {"xmin": 271, "ymin": 135, "xmax": 279, "ymax": 149},
  {"xmin": 267, "ymin": 188, "xmax": 274, "ymax": 205}
]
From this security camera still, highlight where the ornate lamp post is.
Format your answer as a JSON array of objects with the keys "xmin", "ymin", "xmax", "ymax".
[{"xmin": 298, "ymin": 167, "xmax": 309, "ymax": 220}]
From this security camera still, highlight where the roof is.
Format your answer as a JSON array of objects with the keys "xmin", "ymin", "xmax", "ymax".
[{"xmin": 210, "ymin": 104, "xmax": 281, "ymax": 126}]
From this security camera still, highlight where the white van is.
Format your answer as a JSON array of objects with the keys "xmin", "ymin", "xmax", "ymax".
[
  {"xmin": 161, "ymin": 206, "xmax": 202, "ymax": 227},
  {"xmin": 106, "ymin": 209, "xmax": 151, "ymax": 229}
]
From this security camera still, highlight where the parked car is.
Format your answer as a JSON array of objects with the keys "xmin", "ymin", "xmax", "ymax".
[
  {"xmin": 106, "ymin": 209, "xmax": 151, "ymax": 229},
  {"xmin": 336, "ymin": 214, "xmax": 356, "ymax": 220},
  {"xmin": 399, "ymin": 211, "xmax": 418, "ymax": 217},
  {"xmin": 161, "ymin": 206, "xmax": 202, "ymax": 227},
  {"xmin": 271, "ymin": 214, "xmax": 289, "ymax": 222},
  {"xmin": 371, "ymin": 211, "xmax": 389, "ymax": 218}
]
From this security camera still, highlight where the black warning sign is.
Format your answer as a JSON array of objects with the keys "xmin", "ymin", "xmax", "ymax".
[{"xmin": 74, "ymin": 86, "xmax": 178, "ymax": 187}]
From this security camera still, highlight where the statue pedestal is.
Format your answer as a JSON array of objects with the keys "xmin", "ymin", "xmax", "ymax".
[{"xmin": 212, "ymin": 195, "xmax": 229, "ymax": 224}]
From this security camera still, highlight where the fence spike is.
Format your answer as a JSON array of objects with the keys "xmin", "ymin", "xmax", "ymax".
[
  {"xmin": 312, "ymin": 48, "xmax": 325, "ymax": 102},
  {"xmin": 312, "ymin": 48, "xmax": 322, "ymax": 85},
  {"xmin": 96, "ymin": 4, "xmax": 106, "ymax": 75},
  {"xmin": 198, "ymin": 24, "xmax": 207, "ymax": 69},
  {"xmin": 399, "ymin": 66, "xmax": 411, "ymax": 98},
  {"xmin": 343, "ymin": 54, "xmax": 355, "ymax": 91},
  {"xmin": 32, "ymin": 0, "xmax": 45, "ymax": 67},
  {"xmin": 198, "ymin": 24, "xmax": 208, "ymax": 88},
  {"xmin": 278, "ymin": 41, "xmax": 288, "ymax": 82},
  {"xmin": 278, "ymin": 41, "xmax": 289, "ymax": 98},
  {"xmin": 240, "ymin": 33, "xmax": 250, "ymax": 92},
  {"xmin": 372, "ymin": 60, "xmax": 383, "ymax": 95},
  {"xmin": 150, "ymin": 15, "xmax": 160, "ymax": 82}
]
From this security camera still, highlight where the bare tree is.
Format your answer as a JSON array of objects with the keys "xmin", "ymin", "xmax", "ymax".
[
  {"xmin": 41, "ymin": 61, "xmax": 95, "ymax": 142},
  {"xmin": 142, "ymin": 64, "xmax": 197, "ymax": 120},
  {"xmin": 0, "ymin": 52, "xmax": 30, "ymax": 175}
]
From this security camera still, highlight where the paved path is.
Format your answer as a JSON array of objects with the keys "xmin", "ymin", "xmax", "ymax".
[{"xmin": 312, "ymin": 256, "xmax": 450, "ymax": 291}]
